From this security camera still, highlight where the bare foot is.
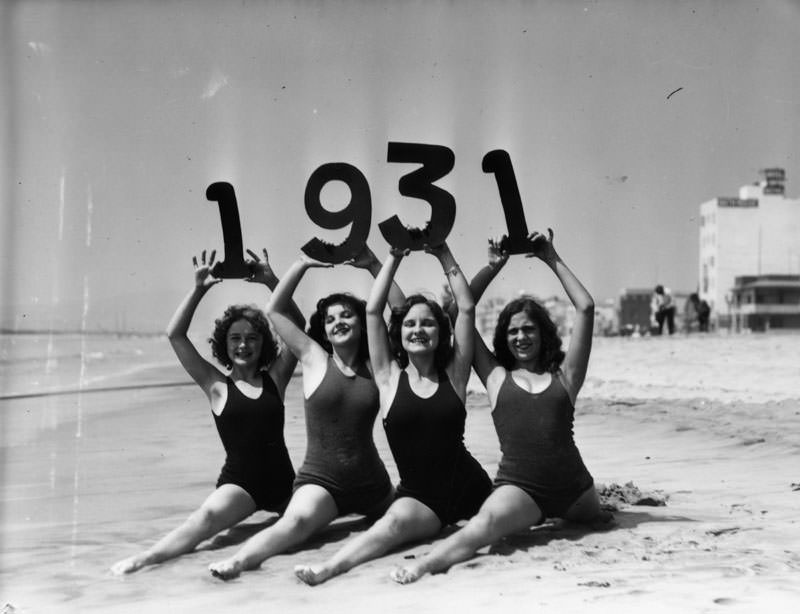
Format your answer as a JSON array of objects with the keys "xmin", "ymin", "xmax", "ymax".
[
  {"xmin": 208, "ymin": 558, "xmax": 244, "ymax": 581},
  {"xmin": 389, "ymin": 565, "xmax": 423, "ymax": 585},
  {"xmin": 110, "ymin": 554, "xmax": 148, "ymax": 575},
  {"xmin": 294, "ymin": 564, "xmax": 332, "ymax": 586}
]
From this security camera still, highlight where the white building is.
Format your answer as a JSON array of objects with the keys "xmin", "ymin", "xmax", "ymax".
[{"xmin": 699, "ymin": 169, "xmax": 800, "ymax": 326}]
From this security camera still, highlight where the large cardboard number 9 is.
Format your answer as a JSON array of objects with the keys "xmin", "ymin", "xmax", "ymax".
[{"xmin": 301, "ymin": 163, "xmax": 372, "ymax": 264}]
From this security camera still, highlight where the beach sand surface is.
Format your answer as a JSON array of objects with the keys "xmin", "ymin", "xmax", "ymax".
[{"xmin": 1, "ymin": 332, "xmax": 799, "ymax": 613}]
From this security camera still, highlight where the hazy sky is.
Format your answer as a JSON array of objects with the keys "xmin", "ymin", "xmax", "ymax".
[{"xmin": 2, "ymin": 0, "xmax": 798, "ymax": 332}]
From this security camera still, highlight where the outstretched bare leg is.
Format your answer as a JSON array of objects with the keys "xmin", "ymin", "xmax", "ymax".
[
  {"xmin": 294, "ymin": 497, "xmax": 441, "ymax": 586},
  {"xmin": 209, "ymin": 484, "xmax": 337, "ymax": 580},
  {"xmin": 111, "ymin": 485, "xmax": 256, "ymax": 575},
  {"xmin": 390, "ymin": 485, "xmax": 541, "ymax": 584}
]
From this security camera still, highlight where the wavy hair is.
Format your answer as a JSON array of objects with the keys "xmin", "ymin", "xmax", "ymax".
[
  {"xmin": 306, "ymin": 293, "xmax": 369, "ymax": 363},
  {"xmin": 208, "ymin": 304, "xmax": 277, "ymax": 370},
  {"xmin": 388, "ymin": 294, "xmax": 453, "ymax": 370},
  {"xmin": 492, "ymin": 296, "xmax": 564, "ymax": 373}
]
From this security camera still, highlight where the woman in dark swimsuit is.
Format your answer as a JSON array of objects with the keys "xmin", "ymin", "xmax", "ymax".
[
  {"xmin": 208, "ymin": 246, "xmax": 403, "ymax": 580},
  {"xmin": 111, "ymin": 249, "xmax": 301, "ymax": 575},
  {"xmin": 391, "ymin": 229, "xmax": 604, "ymax": 584},
  {"xmin": 293, "ymin": 242, "xmax": 490, "ymax": 586}
]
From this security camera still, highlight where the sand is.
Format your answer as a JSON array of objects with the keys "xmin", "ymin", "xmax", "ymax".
[{"xmin": 1, "ymin": 332, "xmax": 799, "ymax": 612}]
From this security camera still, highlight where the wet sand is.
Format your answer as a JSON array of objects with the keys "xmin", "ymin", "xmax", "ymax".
[{"xmin": 2, "ymin": 332, "xmax": 799, "ymax": 612}]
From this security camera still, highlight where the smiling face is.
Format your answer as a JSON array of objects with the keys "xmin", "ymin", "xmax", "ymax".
[
  {"xmin": 323, "ymin": 302, "xmax": 362, "ymax": 348},
  {"xmin": 226, "ymin": 318, "xmax": 264, "ymax": 369},
  {"xmin": 401, "ymin": 302, "xmax": 440, "ymax": 355},
  {"xmin": 505, "ymin": 311, "xmax": 542, "ymax": 367}
]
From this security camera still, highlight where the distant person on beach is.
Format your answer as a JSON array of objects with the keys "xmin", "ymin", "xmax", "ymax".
[
  {"xmin": 651, "ymin": 284, "xmax": 676, "ymax": 335},
  {"xmin": 686, "ymin": 292, "xmax": 710, "ymax": 333},
  {"xmin": 390, "ymin": 229, "xmax": 605, "ymax": 584},
  {"xmin": 111, "ymin": 249, "xmax": 302, "ymax": 575},
  {"xmin": 293, "ymin": 241, "xmax": 491, "ymax": 586},
  {"xmin": 207, "ymin": 246, "xmax": 404, "ymax": 580}
]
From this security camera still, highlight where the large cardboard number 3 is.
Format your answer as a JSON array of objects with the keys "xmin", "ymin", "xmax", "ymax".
[
  {"xmin": 378, "ymin": 142, "xmax": 456, "ymax": 251},
  {"xmin": 300, "ymin": 163, "xmax": 372, "ymax": 264}
]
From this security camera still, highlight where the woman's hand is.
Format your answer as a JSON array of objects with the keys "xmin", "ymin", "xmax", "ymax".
[
  {"xmin": 524, "ymin": 228, "xmax": 557, "ymax": 265},
  {"xmin": 344, "ymin": 244, "xmax": 378, "ymax": 270},
  {"xmin": 487, "ymin": 236, "xmax": 510, "ymax": 270},
  {"xmin": 245, "ymin": 248, "xmax": 277, "ymax": 285},
  {"xmin": 423, "ymin": 241, "xmax": 448, "ymax": 260},
  {"xmin": 192, "ymin": 250, "xmax": 222, "ymax": 289}
]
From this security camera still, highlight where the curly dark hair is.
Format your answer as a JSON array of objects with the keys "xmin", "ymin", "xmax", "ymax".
[
  {"xmin": 388, "ymin": 294, "xmax": 453, "ymax": 370},
  {"xmin": 306, "ymin": 293, "xmax": 369, "ymax": 363},
  {"xmin": 208, "ymin": 304, "xmax": 277, "ymax": 370},
  {"xmin": 492, "ymin": 296, "xmax": 564, "ymax": 373}
]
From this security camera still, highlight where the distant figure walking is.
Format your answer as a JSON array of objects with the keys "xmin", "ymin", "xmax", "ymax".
[
  {"xmin": 689, "ymin": 293, "xmax": 711, "ymax": 332},
  {"xmin": 651, "ymin": 285, "xmax": 676, "ymax": 335}
]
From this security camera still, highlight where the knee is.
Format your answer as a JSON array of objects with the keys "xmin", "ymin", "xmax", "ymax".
[
  {"xmin": 188, "ymin": 506, "xmax": 220, "ymax": 534},
  {"xmin": 465, "ymin": 511, "xmax": 499, "ymax": 540},
  {"xmin": 375, "ymin": 511, "xmax": 413, "ymax": 540},
  {"xmin": 279, "ymin": 510, "xmax": 319, "ymax": 538}
]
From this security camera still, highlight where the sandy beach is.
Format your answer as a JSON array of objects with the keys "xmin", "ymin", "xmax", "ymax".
[{"xmin": 2, "ymin": 332, "xmax": 799, "ymax": 613}]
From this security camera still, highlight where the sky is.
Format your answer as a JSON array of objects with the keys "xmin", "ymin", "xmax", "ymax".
[{"xmin": 2, "ymin": 0, "xmax": 799, "ymax": 332}]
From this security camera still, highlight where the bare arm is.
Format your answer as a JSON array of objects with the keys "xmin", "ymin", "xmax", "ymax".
[
  {"xmin": 346, "ymin": 244, "xmax": 406, "ymax": 309},
  {"xmin": 166, "ymin": 251, "xmax": 224, "ymax": 397},
  {"xmin": 245, "ymin": 249, "xmax": 305, "ymax": 395},
  {"xmin": 366, "ymin": 249, "xmax": 405, "ymax": 385},
  {"xmin": 527, "ymin": 229, "xmax": 594, "ymax": 402},
  {"xmin": 428, "ymin": 242, "xmax": 474, "ymax": 395},
  {"xmin": 469, "ymin": 239, "xmax": 509, "ymax": 386},
  {"xmin": 265, "ymin": 257, "xmax": 331, "ymax": 370}
]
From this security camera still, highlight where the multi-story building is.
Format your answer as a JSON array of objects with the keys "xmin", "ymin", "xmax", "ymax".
[
  {"xmin": 729, "ymin": 274, "xmax": 800, "ymax": 331},
  {"xmin": 699, "ymin": 169, "xmax": 800, "ymax": 327}
]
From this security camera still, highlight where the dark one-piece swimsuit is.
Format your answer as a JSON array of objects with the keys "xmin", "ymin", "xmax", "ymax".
[
  {"xmin": 293, "ymin": 356, "xmax": 392, "ymax": 516},
  {"xmin": 213, "ymin": 372, "xmax": 295, "ymax": 512},
  {"xmin": 492, "ymin": 372, "xmax": 594, "ymax": 518},
  {"xmin": 383, "ymin": 371, "xmax": 491, "ymax": 525}
]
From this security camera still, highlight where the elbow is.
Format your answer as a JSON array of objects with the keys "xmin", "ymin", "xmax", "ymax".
[{"xmin": 577, "ymin": 299, "xmax": 595, "ymax": 316}]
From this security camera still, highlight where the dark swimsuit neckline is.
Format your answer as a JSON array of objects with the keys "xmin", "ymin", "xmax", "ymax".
[
  {"xmin": 229, "ymin": 372, "xmax": 266, "ymax": 401},
  {"xmin": 506, "ymin": 370, "xmax": 556, "ymax": 397}
]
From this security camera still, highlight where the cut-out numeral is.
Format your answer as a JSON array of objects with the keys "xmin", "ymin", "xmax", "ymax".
[
  {"xmin": 482, "ymin": 150, "xmax": 537, "ymax": 254},
  {"xmin": 301, "ymin": 163, "xmax": 372, "ymax": 264},
  {"xmin": 206, "ymin": 182, "xmax": 251, "ymax": 278},
  {"xmin": 378, "ymin": 142, "xmax": 456, "ymax": 250}
]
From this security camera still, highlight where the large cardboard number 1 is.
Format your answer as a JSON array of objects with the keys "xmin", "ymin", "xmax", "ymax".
[
  {"xmin": 482, "ymin": 150, "xmax": 538, "ymax": 254},
  {"xmin": 206, "ymin": 182, "xmax": 251, "ymax": 278},
  {"xmin": 378, "ymin": 142, "xmax": 456, "ymax": 250}
]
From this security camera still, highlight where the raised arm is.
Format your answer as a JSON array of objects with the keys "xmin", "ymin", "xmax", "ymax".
[
  {"xmin": 366, "ymin": 249, "xmax": 405, "ymax": 383},
  {"xmin": 346, "ymin": 244, "xmax": 406, "ymax": 309},
  {"xmin": 428, "ymin": 242, "xmax": 474, "ymax": 393},
  {"xmin": 166, "ymin": 250, "xmax": 224, "ymax": 396},
  {"xmin": 245, "ymin": 249, "xmax": 305, "ymax": 394},
  {"xmin": 265, "ymin": 256, "xmax": 331, "ymax": 369},
  {"xmin": 469, "ymin": 239, "xmax": 509, "ymax": 386},
  {"xmin": 527, "ymin": 229, "xmax": 594, "ymax": 402}
]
